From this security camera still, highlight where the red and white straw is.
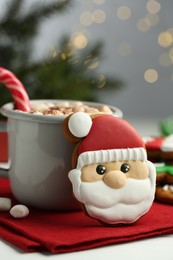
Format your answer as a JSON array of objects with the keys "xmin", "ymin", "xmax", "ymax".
[{"xmin": 0, "ymin": 67, "xmax": 31, "ymax": 112}]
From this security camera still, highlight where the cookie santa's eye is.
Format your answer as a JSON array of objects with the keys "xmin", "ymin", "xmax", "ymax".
[
  {"xmin": 120, "ymin": 163, "xmax": 130, "ymax": 173},
  {"xmin": 96, "ymin": 165, "xmax": 106, "ymax": 175}
]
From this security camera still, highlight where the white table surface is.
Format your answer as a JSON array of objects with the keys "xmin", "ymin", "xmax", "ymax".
[
  {"xmin": 1, "ymin": 117, "xmax": 173, "ymax": 260},
  {"xmin": 1, "ymin": 235, "xmax": 173, "ymax": 260}
]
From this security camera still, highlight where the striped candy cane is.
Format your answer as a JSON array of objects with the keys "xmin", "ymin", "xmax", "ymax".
[{"xmin": 0, "ymin": 67, "xmax": 31, "ymax": 112}]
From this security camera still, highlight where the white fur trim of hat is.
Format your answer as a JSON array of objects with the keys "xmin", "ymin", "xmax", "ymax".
[{"xmin": 76, "ymin": 148, "xmax": 147, "ymax": 169}]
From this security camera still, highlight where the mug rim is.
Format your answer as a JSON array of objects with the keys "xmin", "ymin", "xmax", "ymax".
[{"xmin": 0, "ymin": 99, "xmax": 123, "ymax": 123}]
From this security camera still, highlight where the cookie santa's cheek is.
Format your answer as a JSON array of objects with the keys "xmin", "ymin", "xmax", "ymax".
[
  {"xmin": 126, "ymin": 161, "xmax": 149, "ymax": 179},
  {"xmin": 81, "ymin": 161, "xmax": 149, "ymax": 182},
  {"xmin": 81, "ymin": 163, "xmax": 105, "ymax": 182}
]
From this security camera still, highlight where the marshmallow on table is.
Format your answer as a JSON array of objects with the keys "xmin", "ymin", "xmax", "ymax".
[
  {"xmin": 0, "ymin": 197, "xmax": 12, "ymax": 211},
  {"xmin": 10, "ymin": 204, "xmax": 29, "ymax": 218}
]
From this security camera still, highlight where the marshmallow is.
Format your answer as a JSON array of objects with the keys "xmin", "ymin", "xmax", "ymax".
[
  {"xmin": 10, "ymin": 204, "xmax": 29, "ymax": 218},
  {"xmin": 0, "ymin": 197, "xmax": 12, "ymax": 211},
  {"xmin": 17, "ymin": 102, "xmax": 113, "ymax": 117}
]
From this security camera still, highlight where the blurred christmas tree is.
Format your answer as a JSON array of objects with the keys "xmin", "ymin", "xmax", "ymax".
[{"xmin": 0, "ymin": 0, "xmax": 123, "ymax": 108}]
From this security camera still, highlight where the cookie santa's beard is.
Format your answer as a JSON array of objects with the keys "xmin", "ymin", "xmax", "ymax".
[{"xmin": 69, "ymin": 161, "xmax": 156, "ymax": 224}]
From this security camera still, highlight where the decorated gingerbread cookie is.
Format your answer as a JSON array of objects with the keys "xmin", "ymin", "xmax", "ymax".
[
  {"xmin": 155, "ymin": 163, "xmax": 173, "ymax": 205},
  {"xmin": 144, "ymin": 135, "xmax": 173, "ymax": 161},
  {"xmin": 63, "ymin": 112, "xmax": 156, "ymax": 225},
  {"xmin": 160, "ymin": 116, "xmax": 173, "ymax": 136}
]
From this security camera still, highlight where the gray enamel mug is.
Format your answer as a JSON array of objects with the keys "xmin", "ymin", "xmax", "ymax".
[{"xmin": 0, "ymin": 99, "xmax": 123, "ymax": 211}]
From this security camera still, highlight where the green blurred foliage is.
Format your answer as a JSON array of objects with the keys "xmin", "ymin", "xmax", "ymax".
[{"xmin": 0, "ymin": 0, "xmax": 123, "ymax": 108}]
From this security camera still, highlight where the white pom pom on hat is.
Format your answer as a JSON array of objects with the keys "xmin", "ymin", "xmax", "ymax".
[{"xmin": 68, "ymin": 112, "xmax": 93, "ymax": 138}]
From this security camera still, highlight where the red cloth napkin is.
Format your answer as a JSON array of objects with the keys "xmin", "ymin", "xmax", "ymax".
[
  {"xmin": 0, "ymin": 178, "xmax": 173, "ymax": 253},
  {"xmin": 0, "ymin": 132, "xmax": 8, "ymax": 162}
]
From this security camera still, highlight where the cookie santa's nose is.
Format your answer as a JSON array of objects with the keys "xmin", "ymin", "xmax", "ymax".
[{"xmin": 103, "ymin": 170, "xmax": 127, "ymax": 189}]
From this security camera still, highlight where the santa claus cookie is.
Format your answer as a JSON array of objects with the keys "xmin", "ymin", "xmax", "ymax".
[
  {"xmin": 63, "ymin": 112, "xmax": 156, "ymax": 225},
  {"xmin": 155, "ymin": 163, "xmax": 173, "ymax": 205},
  {"xmin": 144, "ymin": 135, "xmax": 173, "ymax": 161}
]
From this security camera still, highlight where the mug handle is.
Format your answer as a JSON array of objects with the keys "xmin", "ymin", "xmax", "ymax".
[
  {"xmin": 0, "ymin": 121, "xmax": 9, "ymax": 178},
  {"xmin": 0, "ymin": 165, "xmax": 9, "ymax": 178}
]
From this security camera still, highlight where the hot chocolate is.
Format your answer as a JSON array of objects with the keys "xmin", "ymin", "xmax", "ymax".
[{"xmin": 22, "ymin": 101, "xmax": 113, "ymax": 116}]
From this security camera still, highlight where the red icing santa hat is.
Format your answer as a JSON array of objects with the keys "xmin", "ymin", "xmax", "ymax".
[{"xmin": 68, "ymin": 112, "xmax": 147, "ymax": 169}]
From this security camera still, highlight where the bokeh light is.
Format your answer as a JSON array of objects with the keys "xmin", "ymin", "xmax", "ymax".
[
  {"xmin": 144, "ymin": 69, "xmax": 158, "ymax": 83},
  {"xmin": 85, "ymin": 56, "xmax": 99, "ymax": 69},
  {"xmin": 61, "ymin": 52, "xmax": 67, "ymax": 60},
  {"xmin": 76, "ymin": 1, "xmax": 172, "ymax": 87},
  {"xmin": 93, "ymin": 0, "xmax": 105, "ymax": 5},
  {"xmin": 80, "ymin": 11, "xmax": 93, "ymax": 26},
  {"xmin": 71, "ymin": 33, "xmax": 88, "ymax": 49},
  {"xmin": 169, "ymin": 48, "xmax": 173, "ymax": 63},
  {"xmin": 97, "ymin": 74, "xmax": 106, "ymax": 88},
  {"xmin": 168, "ymin": 28, "xmax": 173, "ymax": 38},
  {"xmin": 137, "ymin": 18, "xmax": 150, "ymax": 32},
  {"xmin": 158, "ymin": 31, "xmax": 173, "ymax": 47},
  {"xmin": 92, "ymin": 9, "xmax": 106, "ymax": 24},
  {"xmin": 116, "ymin": 6, "xmax": 131, "ymax": 20},
  {"xmin": 145, "ymin": 13, "xmax": 160, "ymax": 26},
  {"xmin": 146, "ymin": 0, "xmax": 161, "ymax": 14},
  {"xmin": 52, "ymin": 50, "xmax": 58, "ymax": 59}
]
